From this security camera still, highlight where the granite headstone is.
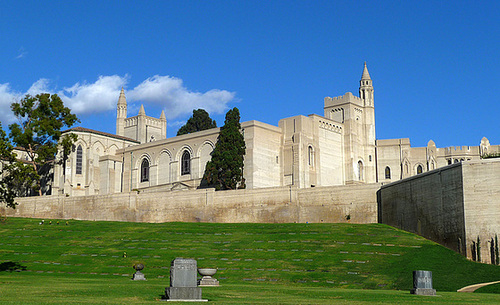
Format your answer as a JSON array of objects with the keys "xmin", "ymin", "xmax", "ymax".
[
  {"xmin": 165, "ymin": 258, "xmax": 206, "ymax": 301},
  {"xmin": 410, "ymin": 270, "xmax": 436, "ymax": 295}
]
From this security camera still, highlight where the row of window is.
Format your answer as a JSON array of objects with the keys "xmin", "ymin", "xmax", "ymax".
[
  {"xmin": 141, "ymin": 151, "xmax": 191, "ymax": 182},
  {"xmin": 383, "ymin": 164, "xmax": 424, "ymax": 179},
  {"xmin": 75, "ymin": 145, "xmax": 192, "ymax": 183}
]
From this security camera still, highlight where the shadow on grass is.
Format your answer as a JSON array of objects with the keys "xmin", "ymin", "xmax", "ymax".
[{"xmin": 0, "ymin": 261, "xmax": 27, "ymax": 272}]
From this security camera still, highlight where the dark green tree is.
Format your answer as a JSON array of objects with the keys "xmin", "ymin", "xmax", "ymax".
[
  {"xmin": 495, "ymin": 234, "xmax": 499, "ymax": 265},
  {"xmin": 477, "ymin": 236, "xmax": 481, "ymax": 262},
  {"xmin": 177, "ymin": 109, "xmax": 217, "ymax": 136},
  {"xmin": 9, "ymin": 93, "xmax": 79, "ymax": 196},
  {"xmin": 202, "ymin": 107, "xmax": 245, "ymax": 190}
]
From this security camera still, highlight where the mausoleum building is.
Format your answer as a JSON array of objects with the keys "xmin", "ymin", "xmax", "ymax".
[{"xmin": 52, "ymin": 64, "xmax": 499, "ymax": 197}]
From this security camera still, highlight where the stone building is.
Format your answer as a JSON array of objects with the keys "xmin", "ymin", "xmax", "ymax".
[{"xmin": 52, "ymin": 63, "xmax": 499, "ymax": 197}]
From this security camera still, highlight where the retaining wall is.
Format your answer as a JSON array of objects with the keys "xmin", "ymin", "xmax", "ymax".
[{"xmin": 3, "ymin": 183, "xmax": 380, "ymax": 224}]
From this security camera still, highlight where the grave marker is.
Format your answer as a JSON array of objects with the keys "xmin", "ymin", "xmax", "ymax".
[
  {"xmin": 410, "ymin": 270, "xmax": 436, "ymax": 296},
  {"xmin": 164, "ymin": 258, "xmax": 206, "ymax": 302}
]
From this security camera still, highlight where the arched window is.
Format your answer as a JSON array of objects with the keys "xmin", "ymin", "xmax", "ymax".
[
  {"xmin": 141, "ymin": 159, "xmax": 149, "ymax": 182},
  {"xmin": 417, "ymin": 165, "xmax": 423, "ymax": 174},
  {"xmin": 308, "ymin": 146, "xmax": 314, "ymax": 166},
  {"xmin": 76, "ymin": 145, "xmax": 83, "ymax": 175},
  {"xmin": 385, "ymin": 166, "xmax": 391, "ymax": 179},
  {"xmin": 358, "ymin": 161, "xmax": 364, "ymax": 181},
  {"xmin": 181, "ymin": 151, "xmax": 191, "ymax": 175}
]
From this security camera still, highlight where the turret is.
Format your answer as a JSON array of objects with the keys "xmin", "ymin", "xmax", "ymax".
[
  {"xmin": 116, "ymin": 88, "xmax": 127, "ymax": 136},
  {"xmin": 160, "ymin": 110, "xmax": 167, "ymax": 139},
  {"xmin": 359, "ymin": 62, "xmax": 374, "ymax": 107}
]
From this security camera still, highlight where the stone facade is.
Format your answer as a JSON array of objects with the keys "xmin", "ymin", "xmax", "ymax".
[
  {"xmin": 52, "ymin": 63, "xmax": 497, "ymax": 197},
  {"xmin": 376, "ymin": 138, "xmax": 499, "ymax": 184},
  {"xmin": 54, "ymin": 63, "xmax": 381, "ymax": 196}
]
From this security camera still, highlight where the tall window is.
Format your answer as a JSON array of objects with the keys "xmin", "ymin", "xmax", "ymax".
[
  {"xmin": 76, "ymin": 145, "xmax": 83, "ymax": 175},
  {"xmin": 417, "ymin": 165, "xmax": 423, "ymax": 174},
  {"xmin": 358, "ymin": 161, "xmax": 364, "ymax": 181},
  {"xmin": 181, "ymin": 151, "xmax": 191, "ymax": 175},
  {"xmin": 385, "ymin": 166, "xmax": 391, "ymax": 179},
  {"xmin": 141, "ymin": 159, "xmax": 149, "ymax": 182},
  {"xmin": 308, "ymin": 146, "xmax": 314, "ymax": 166}
]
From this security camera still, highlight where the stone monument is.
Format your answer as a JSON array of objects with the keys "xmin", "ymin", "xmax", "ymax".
[
  {"xmin": 132, "ymin": 263, "xmax": 146, "ymax": 281},
  {"xmin": 198, "ymin": 268, "xmax": 219, "ymax": 286},
  {"xmin": 410, "ymin": 270, "xmax": 436, "ymax": 295},
  {"xmin": 165, "ymin": 258, "xmax": 207, "ymax": 302}
]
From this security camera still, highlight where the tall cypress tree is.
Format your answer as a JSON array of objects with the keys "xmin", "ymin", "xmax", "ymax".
[
  {"xmin": 202, "ymin": 107, "xmax": 245, "ymax": 190},
  {"xmin": 495, "ymin": 234, "xmax": 499, "ymax": 265}
]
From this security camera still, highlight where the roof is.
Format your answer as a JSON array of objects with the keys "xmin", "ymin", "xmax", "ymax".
[{"xmin": 62, "ymin": 127, "xmax": 140, "ymax": 143}]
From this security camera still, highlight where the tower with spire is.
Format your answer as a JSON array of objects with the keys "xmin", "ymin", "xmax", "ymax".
[
  {"xmin": 322, "ymin": 62, "xmax": 376, "ymax": 184},
  {"xmin": 116, "ymin": 88, "xmax": 127, "ymax": 136},
  {"xmin": 359, "ymin": 62, "xmax": 374, "ymax": 107},
  {"xmin": 115, "ymin": 90, "xmax": 167, "ymax": 143}
]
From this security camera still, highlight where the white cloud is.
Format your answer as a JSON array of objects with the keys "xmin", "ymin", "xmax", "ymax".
[
  {"xmin": 27, "ymin": 79, "xmax": 51, "ymax": 96},
  {"xmin": 58, "ymin": 75, "xmax": 128, "ymax": 115},
  {"xmin": 15, "ymin": 47, "xmax": 27, "ymax": 59},
  {"xmin": 129, "ymin": 75, "xmax": 234, "ymax": 119},
  {"xmin": 0, "ymin": 74, "xmax": 235, "ymax": 125},
  {"xmin": 0, "ymin": 83, "xmax": 20, "ymax": 125}
]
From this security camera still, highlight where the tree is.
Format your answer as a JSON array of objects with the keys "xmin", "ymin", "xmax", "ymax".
[
  {"xmin": 201, "ymin": 107, "xmax": 245, "ymax": 190},
  {"xmin": 495, "ymin": 234, "xmax": 499, "ymax": 265},
  {"xmin": 177, "ymin": 109, "xmax": 217, "ymax": 136},
  {"xmin": 0, "ymin": 123, "xmax": 17, "ymax": 208},
  {"xmin": 9, "ymin": 93, "xmax": 79, "ymax": 196}
]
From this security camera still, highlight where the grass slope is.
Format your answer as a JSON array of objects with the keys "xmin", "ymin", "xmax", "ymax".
[{"xmin": 0, "ymin": 217, "xmax": 499, "ymax": 304}]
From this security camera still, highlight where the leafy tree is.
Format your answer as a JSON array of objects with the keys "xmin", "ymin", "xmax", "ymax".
[
  {"xmin": 9, "ymin": 93, "xmax": 79, "ymax": 196},
  {"xmin": 202, "ymin": 107, "xmax": 245, "ymax": 190},
  {"xmin": 177, "ymin": 109, "xmax": 217, "ymax": 136},
  {"xmin": 0, "ymin": 124, "xmax": 17, "ymax": 208}
]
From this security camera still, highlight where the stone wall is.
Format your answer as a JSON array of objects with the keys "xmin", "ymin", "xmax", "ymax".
[
  {"xmin": 3, "ymin": 183, "xmax": 380, "ymax": 224},
  {"xmin": 378, "ymin": 159, "xmax": 500, "ymax": 263},
  {"xmin": 462, "ymin": 160, "xmax": 500, "ymax": 263}
]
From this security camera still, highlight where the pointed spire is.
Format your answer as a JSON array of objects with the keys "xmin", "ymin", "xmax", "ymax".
[
  {"xmin": 138, "ymin": 104, "xmax": 146, "ymax": 116},
  {"xmin": 361, "ymin": 62, "xmax": 371, "ymax": 80},
  {"xmin": 160, "ymin": 110, "xmax": 166, "ymax": 120},
  {"xmin": 117, "ymin": 87, "xmax": 127, "ymax": 105}
]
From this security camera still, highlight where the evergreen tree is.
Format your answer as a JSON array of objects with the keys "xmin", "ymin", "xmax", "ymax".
[
  {"xmin": 202, "ymin": 107, "xmax": 245, "ymax": 190},
  {"xmin": 495, "ymin": 234, "xmax": 499, "ymax": 265},
  {"xmin": 477, "ymin": 236, "xmax": 481, "ymax": 262},
  {"xmin": 9, "ymin": 93, "xmax": 79, "ymax": 196},
  {"xmin": 177, "ymin": 109, "xmax": 217, "ymax": 136}
]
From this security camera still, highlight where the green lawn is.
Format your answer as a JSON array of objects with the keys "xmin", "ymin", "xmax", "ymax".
[{"xmin": 0, "ymin": 217, "xmax": 499, "ymax": 304}]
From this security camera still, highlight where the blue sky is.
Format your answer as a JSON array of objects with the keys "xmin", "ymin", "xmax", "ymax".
[{"xmin": 1, "ymin": 1, "xmax": 498, "ymax": 147}]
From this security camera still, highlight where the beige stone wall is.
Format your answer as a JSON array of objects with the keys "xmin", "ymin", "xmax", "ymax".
[
  {"xmin": 462, "ymin": 159, "xmax": 500, "ymax": 263},
  {"xmin": 3, "ymin": 183, "xmax": 380, "ymax": 224},
  {"xmin": 242, "ymin": 121, "xmax": 283, "ymax": 189},
  {"xmin": 378, "ymin": 159, "xmax": 500, "ymax": 263},
  {"xmin": 54, "ymin": 130, "xmax": 137, "ymax": 197},
  {"xmin": 375, "ymin": 138, "xmax": 497, "ymax": 184}
]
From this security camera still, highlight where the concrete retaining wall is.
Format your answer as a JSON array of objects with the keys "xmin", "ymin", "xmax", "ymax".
[
  {"xmin": 378, "ymin": 159, "xmax": 500, "ymax": 263},
  {"xmin": 3, "ymin": 183, "xmax": 380, "ymax": 224}
]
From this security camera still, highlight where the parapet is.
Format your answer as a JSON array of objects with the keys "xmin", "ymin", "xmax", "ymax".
[{"xmin": 324, "ymin": 92, "xmax": 363, "ymax": 108}]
